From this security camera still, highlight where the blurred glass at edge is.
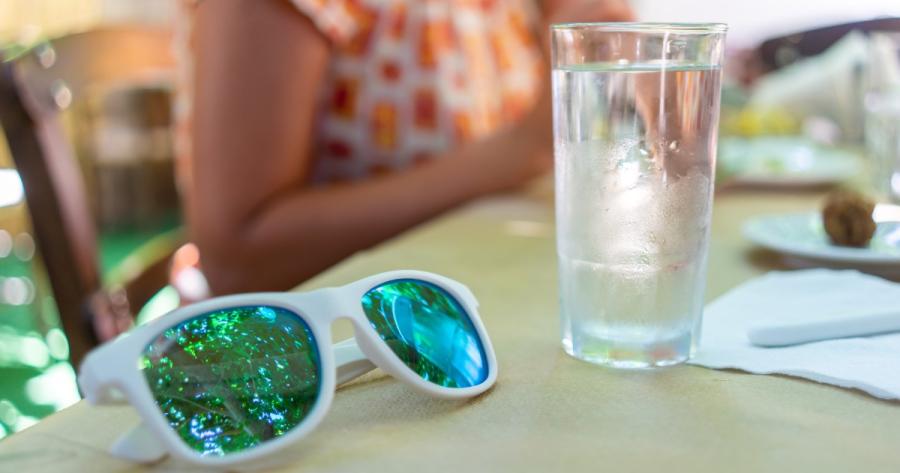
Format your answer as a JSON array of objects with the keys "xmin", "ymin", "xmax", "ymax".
[{"xmin": 864, "ymin": 32, "xmax": 900, "ymax": 202}]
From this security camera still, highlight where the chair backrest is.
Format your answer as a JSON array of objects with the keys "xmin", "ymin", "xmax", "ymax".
[{"xmin": 0, "ymin": 25, "xmax": 175, "ymax": 366}]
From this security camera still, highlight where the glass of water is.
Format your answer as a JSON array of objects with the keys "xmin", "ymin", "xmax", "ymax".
[{"xmin": 551, "ymin": 23, "xmax": 727, "ymax": 368}]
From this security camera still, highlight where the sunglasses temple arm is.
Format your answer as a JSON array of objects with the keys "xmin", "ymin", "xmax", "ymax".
[
  {"xmin": 78, "ymin": 351, "xmax": 128, "ymax": 405},
  {"xmin": 334, "ymin": 337, "xmax": 376, "ymax": 385},
  {"xmin": 79, "ymin": 352, "xmax": 167, "ymax": 463},
  {"xmin": 109, "ymin": 422, "xmax": 168, "ymax": 464}
]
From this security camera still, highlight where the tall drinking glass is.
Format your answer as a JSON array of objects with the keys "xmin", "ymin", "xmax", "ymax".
[
  {"xmin": 865, "ymin": 93, "xmax": 900, "ymax": 203},
  {"xmin": 551, "ymin": 23, "xmax": 727, "ymax": 368}
]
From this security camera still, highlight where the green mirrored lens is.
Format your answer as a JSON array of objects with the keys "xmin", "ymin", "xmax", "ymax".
[
  {"xmin": 140, "ymin": 306, "xmax": 320, "ymax": 456},
  {"xmin": 361, "ymin": 279, "xmax": 488, "ymax": 388}
]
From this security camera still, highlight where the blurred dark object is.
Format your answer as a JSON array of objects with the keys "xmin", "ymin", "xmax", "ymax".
[
  {"xmin": 0, "ymin": 26, "xmax": 183, "ymax": 367},
  {"xmin": 87, "ymin": 84, "xmax": 178, "ymax": 231},
  {"xmin": 759, "ymin": 18, "xmax": 900, "ymax": 72},
  {"xmin": 730, "ymin": 48, "xmax": 771, "ymax": 88}
]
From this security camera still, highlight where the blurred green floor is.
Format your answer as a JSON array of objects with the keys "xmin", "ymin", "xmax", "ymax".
[{"xmin": 0, "ymin": 214, "xmax": 180, "ymax": 439}]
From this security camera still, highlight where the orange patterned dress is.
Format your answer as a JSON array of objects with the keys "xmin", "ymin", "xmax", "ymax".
[{"xmin": 175, "ymin": 0, "xmax": 544, "ymax": 184}]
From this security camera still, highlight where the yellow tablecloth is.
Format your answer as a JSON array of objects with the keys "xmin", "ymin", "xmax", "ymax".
[{"xmin": 1, "ymin": 182, "xmax": 899, "ymax": 472}]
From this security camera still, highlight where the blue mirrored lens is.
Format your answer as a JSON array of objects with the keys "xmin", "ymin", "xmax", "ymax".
[
  {"xmin": 140, "ymin": 306, "xmax": 321, "ymax": 456},
  {"xmin": 361, "ymin": 279, "xmax": 488, "ymax": 388}
]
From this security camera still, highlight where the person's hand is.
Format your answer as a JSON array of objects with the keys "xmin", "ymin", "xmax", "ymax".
[{"xmin": 461, "ymin": 111, "xmax": 554, "ymax": 195}]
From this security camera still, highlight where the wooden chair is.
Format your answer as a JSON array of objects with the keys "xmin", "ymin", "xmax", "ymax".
[{"xmin": 0, "ymin": 25, "xmax": 181, "ymax": 368}]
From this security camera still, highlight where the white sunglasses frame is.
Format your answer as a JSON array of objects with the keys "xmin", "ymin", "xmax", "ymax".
[{"xmin": 78, "ymin": 270, "xmax": 498, "ymax": 467}]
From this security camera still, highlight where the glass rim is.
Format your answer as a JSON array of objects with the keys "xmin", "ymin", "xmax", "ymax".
[{"xmin": 551, "ymin": 22, "xmax": 728, "ymax": 34}]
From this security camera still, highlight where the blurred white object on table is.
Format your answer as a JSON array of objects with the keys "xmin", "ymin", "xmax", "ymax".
[
  {"xmin": 718, "ymin": 136, "xmax": 860, "ymax": 187},
  {"xmin": 749, "ymin": 32, "xmax": 870, "ymax": 142}
]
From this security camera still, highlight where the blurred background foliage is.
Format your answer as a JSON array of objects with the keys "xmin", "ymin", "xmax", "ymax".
[{"xmin": 0, "ymin": 0, "xmax": 177, "ymax": 440}]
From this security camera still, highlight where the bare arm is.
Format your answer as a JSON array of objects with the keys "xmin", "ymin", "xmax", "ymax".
[
  {"xmin": 190, "ymin": 0, "xmax": 551, "ymax": 294},
  {"xmin": 539, "ymin": 0, "xmax": 634, "ymax": 25}
]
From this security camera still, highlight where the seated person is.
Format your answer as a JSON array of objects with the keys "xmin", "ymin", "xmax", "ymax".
[{"xmin": 178, "ymin": 0, "xmax": 633, "ymax": 294}]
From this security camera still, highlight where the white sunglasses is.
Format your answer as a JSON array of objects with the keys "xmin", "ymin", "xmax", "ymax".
[{"xmin": 78, "ymin": 270, "xmax": 498, "ymax": 467}]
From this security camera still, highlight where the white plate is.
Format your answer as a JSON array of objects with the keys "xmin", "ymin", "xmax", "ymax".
[
  {"xmin": 718, "ymin": 137, "xmax": 860, "ymax": 187},
  {"xmin": 743, "ymin": 209, "xmax": 900, "ymax": 265}
]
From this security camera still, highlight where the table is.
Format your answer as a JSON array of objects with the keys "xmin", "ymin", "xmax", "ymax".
[{"xmin": 2, "ymin": 182, "xmax": 899, "ymax": 472}]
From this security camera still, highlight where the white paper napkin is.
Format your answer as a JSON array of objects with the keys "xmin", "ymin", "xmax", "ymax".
[{"xmin": 689, "ymin": 269, "xmax": 900, "ymax": 400}]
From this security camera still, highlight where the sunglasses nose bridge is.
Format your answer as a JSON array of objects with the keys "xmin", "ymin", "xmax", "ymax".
[{"xmin": 307, "ymin": 287, "xmax": 359, "ymax": 323}]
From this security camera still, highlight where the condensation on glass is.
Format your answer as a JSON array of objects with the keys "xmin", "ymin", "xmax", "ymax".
[{"xmin": 551, "ymin": 23, "xmax": 727, "ymax": 368}]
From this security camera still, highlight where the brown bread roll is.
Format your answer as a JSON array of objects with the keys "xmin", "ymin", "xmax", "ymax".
[{"xmin": 822, "ymin": 191, "xmax": 876, "ymax": 247}]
